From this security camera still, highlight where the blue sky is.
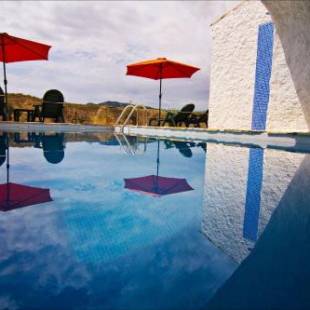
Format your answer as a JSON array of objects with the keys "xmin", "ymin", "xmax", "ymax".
[{"xmin": 0, "ymin": 1, "xmax": 237, "ymax": 110}]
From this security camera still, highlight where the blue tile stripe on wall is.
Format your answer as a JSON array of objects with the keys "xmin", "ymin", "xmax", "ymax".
[
  {"xmin": 243, "ymin": 148, "xmax": 264, "ymax": 241},
  {"xmin": 251, "ymin": 22, "xmax": 274, "ymax": 131}
]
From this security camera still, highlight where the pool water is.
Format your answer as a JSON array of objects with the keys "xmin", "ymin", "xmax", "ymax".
[{"xmin": 0, "ymin": 131, "xmax": 309, "ymax": 310}]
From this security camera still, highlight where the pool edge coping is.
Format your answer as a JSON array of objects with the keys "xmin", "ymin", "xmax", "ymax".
[{"xmin": 1, "ymin": 122, "xmax": 310, "ymax": 152}]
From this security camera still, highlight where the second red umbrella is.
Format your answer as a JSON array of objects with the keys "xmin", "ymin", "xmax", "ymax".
[{"xmin": 126, "ymin": 57, "xmax": 200, "ymax": 125}]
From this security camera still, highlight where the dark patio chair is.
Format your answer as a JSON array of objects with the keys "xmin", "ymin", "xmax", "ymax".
[
  {"xmin": 42, "ymin": 133, "xmax": 65, "ymax": 164},
  {"xmin": 188, "ymin": 110, "xmax": 209, "ymax": 128},
  {"xmin": 34, "ymin": 89, "xmax": 65, "ymax": 123},
  {"xmin": 149, "ymin": 104, "xmax": 195, "ymax": 127},
  {"xmin": 164, "ymin": 140, "xmax": 193, "ymax": 158},
  {"xmin": 173, "ymin": 141, "xmax": 193, "ymax": 158},
  {"xmin": 0, "ymin": 86, "xmax": 7, "ymax": 121},
  {"xmin": 0, "ymin": 133, "xmax": 7, "ymax": 167}
]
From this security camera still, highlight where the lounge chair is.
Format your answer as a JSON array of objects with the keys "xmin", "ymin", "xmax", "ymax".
[
  {"xmin": 0, "ymin": 86, "xmax": 6, "ymax": 121},
  {"xmin": 0, "ymin": 134, "xmax": 7, "ymax": 167},
  {"xmin": 34, "ymin": 89, "xmax": 65, "ymax": 123},
  {"xmin": 173, "ymin": 141, "xmax": 193, "ymax": 158},
  {"xmin": 149, "ymin": 104, "xmax": 195, "ymax": 127},
  {"xmin": 188, "ymin": 110, "xmax": 208, "ymax": 128},
  {"xmin": 42, "ymin": 133, "xmax": 65, "ymax": 164},
  {"xmin": 164, "ymin": 140, "xmax": 193, "ymax": 158}
]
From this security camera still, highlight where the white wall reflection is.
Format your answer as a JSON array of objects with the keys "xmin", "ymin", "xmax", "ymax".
[{"xmin": 202, "ymin": 143, "xmax": 305, "ymax": 263}]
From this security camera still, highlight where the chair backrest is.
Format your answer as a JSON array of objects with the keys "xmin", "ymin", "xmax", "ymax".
[
  {"xmin": 173, "ymin": 141, "xmax": 193, "ymax": 158},
  {"xmin": 0, "ymin": 87, "xmax": 4, "ymax": 116},
  {"xmin": 42, "ymin": 89, "xmax": 64, "ymax": 118},
  {"xmin": 174, "ymin": 104, "xmax": 195, "ymax": 123},
  {"xmin": 0, "ymin": 134, "xmax": 7, "ymax": 167},
  {"xmin": 199, "ymin": 110, "xmax": 209, "ymax": 122},
  {"xmin": 42, "ymin": 133, "xmax": 65, "ymax": 164}
]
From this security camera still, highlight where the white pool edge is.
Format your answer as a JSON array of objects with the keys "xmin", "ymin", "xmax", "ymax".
[
  {"xmin": 118, "ymin": 125, "xmax": 310, "ymax": 152},
  {"xmin": 0, "ymin": 122, "xmax": 113, "ymax": 133},
  {"xmin": 1, "ymin": 122, "xmax": 310, "ymax": 152}
]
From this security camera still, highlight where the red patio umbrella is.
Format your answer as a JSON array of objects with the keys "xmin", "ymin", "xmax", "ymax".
[
  {"xmin": 124, "ymin": 140, "xmax": 194, "ymax": 197},
  {"xmin": 0, "ymin": 32, "xmax": 51, "ymax": 119},
  {"xmin": 126, "ymin": 57, "xmax": 200, "ymax": 124}
]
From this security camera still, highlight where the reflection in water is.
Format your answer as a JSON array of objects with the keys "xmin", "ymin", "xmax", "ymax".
[
  {"xmin": 124, "ymin": 140, "xmax": 194, "ymax": 196},
  {"xmin": 0, "ymin": 131, "xmax": 309, "ymax": 309},
  {"xmin": 42, "ymin": 133, "xmax": 65, "ymax": 164},
  {"xmin": 0, "ymin": 132, "xmax": 53, "ymax": 211},
  {"xmin": 0, "ymin": 133, "xmax": 7, "ymax": 167},
  {"xmin": 243, "ymin": 148, "xmax": 264, "ymax": 241},
  {"xmin": 14, "ymin": 132, "xmax": 65, "ymax": 164},
  {"xmin": 0, "ymin": 183, "xmax": 52, "ymax": 212},
  {"xmin": 203, "ymin": 144, "xmax": 310, "ymax": 309}
]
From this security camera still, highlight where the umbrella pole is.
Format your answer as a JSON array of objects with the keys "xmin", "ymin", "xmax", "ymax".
[
  {"xmin": 154, "ymin": 139, "xmax": 160, "ymax": 193},
  {"xmin": 158, "ymin": 78, "xmax": 162, "ymax": 126},
  {"xmin": 5, "ymin": 141, "xmax": 10, "ymax": 208},
  {"xmin": 1, "ymin": 39, "xmax": 8, "ymax": 121},
  {"xmin": 156, "ymin": 139, "xmax": 160, "ymax": 177}
]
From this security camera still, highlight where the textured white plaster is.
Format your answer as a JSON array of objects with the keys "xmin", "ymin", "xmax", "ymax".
[
  {"xmin": 209, "ymin": 1, "xmax": 310, "ymax": 132},
  {"xmin": 258, "ymin": 149, "xmax": 304, "ymax": 235},
  {"xmin": 202, "ymin": 144, "xmax": 251, "ymax": 262},
  {"xmin": 263, "ymin": 0, "xmax": 310, "ymax": 132},
  {"xmin": 201, "ymin": 143, "xmax": 305, "ymax": 263},
  {"xmin": 267, "ymin": 34, "xmax": 307, "ymax": 132},
  {"xmin": 208, "ymin": 1, "xmax": 271, "ymax": 130}
]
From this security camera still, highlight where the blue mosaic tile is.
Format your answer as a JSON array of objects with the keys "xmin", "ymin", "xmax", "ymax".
[
  {"xmin": 251, "ymin": 22, "xmax": 274, "ymax": 131},
  {"xmin": 243, "ymin": 148, "xmax": 264, "ymax": 241}
]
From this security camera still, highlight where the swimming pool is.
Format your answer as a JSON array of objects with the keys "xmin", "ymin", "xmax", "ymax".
[{"xmin": 0, "ymin": 131, "xmax": 309, "ymax": 310}]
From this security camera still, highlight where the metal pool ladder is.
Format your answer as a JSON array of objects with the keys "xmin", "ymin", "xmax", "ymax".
[
  {"xmin": 114, "ymin": 133, "xmax": 148, "ymax": 155},
  {"xmin": 114, "ymin": 104, "xmax": 148, "ymax": 131}
]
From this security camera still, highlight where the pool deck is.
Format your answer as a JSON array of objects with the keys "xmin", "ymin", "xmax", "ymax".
[
  {"xmin": 1, "ymin": 121, "xmax": 310, "ymax": 153},
  {"xmin": 0, "ymin": 121, "xmax": 114, "ymax": 133}
]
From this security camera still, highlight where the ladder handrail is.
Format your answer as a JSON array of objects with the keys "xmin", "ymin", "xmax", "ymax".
[
  {"xmin": 114, "ymin": 104, "xmax": 148, "ymax": 129},
  {"xmin": 114, "ymin": 133, "xmax": 148, "ymax": 155},
  {"xmin": 122, "ymin": 104, "xmax": 147, "ymax": 128},
  {"xmin": 114, "ymin": 104, "xmax": 135, "ymax": 126}
]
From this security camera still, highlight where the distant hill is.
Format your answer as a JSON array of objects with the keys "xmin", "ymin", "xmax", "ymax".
[{"xmin": 87, "ymin": 100, "xmax": 155, "ymax": 109}]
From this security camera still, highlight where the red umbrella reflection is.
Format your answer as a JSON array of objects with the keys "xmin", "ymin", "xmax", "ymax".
[
  {"xmin": 124, "ymin": 175, "xmax": 193, "ymax": 197},
  {"xmin": 0, "ymin": 183, "xmax": 52, "ymax": 212},
  {"xmin": 124, "ymin": 140, "xmax": 194, "ymax": 197},
  {"xmin": 0, "ymin": 134, "xmax": 52, "ymax": 212}
]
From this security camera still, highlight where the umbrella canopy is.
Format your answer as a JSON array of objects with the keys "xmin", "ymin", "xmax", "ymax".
[
  {"xmin": 0, "ymin": 33, "xmax": 51, "ymax": 119},
  {"xmin": 0, "ymin": 182, "xmax": 52, "ymax": 212},
  {"xmin": 124, "ymin": 139, "xmax": 194, "ymax": 197},
  {"xmin": 124, "ymin": 175, "xmax": 193, "ymax": 197},
  {"xmin": 126, "ymin": 57, "xmax": 200, "ymax": 80},
  {"xmin": 0, "ymin": 33, "xmax": 51, "ymax": 63},
  {"xmin": 126, "ymin": 57, "xmax": 200, "ymax": 124}
]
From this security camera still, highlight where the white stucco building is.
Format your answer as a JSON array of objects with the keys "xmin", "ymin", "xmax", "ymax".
[{"xmin": 208, "ymin": 1, "xmax": 310, "ymax": 133}]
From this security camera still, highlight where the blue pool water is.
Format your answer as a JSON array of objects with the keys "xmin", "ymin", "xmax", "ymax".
[{"xmin": 0, "ymin": 131, "xmax": 309, "ymax": 310}]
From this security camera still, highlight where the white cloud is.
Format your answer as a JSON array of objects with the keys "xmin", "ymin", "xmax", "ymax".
[{"xmin": 0, "ymin": 1, "xmax": 238, "ymax": 110}]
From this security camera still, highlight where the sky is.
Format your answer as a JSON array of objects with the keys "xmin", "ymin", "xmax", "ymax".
[{"xmin": 0, "ymin": 1, "xmax": 238, "ymax": 110}]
